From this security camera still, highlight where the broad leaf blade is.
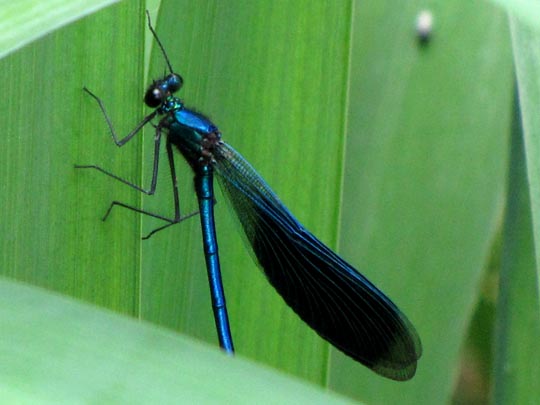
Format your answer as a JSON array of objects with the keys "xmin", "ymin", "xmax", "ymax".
[
  {"xmin": 0, "ymin": 0, "xmax": 120, "ymax": 58},
  {"xmin": 331, "ymin": 1, "xmax": 513, "ymax": 403},
  {"xmin": 0, "ymin": 277, "xmax": 355, "ymax": 404}
]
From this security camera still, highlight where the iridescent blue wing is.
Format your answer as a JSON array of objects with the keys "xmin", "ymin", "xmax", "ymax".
[{"xmin": 213, "ymin": 143, "xmax": 422, "ymax": 381}]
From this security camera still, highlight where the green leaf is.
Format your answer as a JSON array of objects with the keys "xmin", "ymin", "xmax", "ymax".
[
  {"xmin": 510, "ymin": 16, "xmax": 540, "ymax": 294},
  {"xmin": 493, "ymin": 90, "xmax": 540, "ymax": 404},
  {"xmin": 490, "ymin": 0, "xmax": 540, "ymax": 29},
  {"xmin": 0, "ymin": 0, "xmax": 120, "ymax": 58},
  {"xmin": 0, "ymin": 1, "xmax": 144, "ymax": 313},
  {"xmin": 0, "ymin": 276, "xmax": 355, "ymax": 404},
  {"xmin": 139, "ymin": 0, "xmax": 352, "ymax": 385},
  {"xmin": 491, "ymin": 12, "xmax": 540, "ymax": 403},
  {"xmin": 330, "ymin": 1, "xmax": 513, "ymax": 403}
]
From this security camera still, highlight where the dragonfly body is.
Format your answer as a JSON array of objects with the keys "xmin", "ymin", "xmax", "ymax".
[{"xmin": 77, "ymin": 12, "xmax": 421, "ymax": 381}]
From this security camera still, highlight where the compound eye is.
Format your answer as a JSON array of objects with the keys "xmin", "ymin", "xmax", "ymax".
[
  {"xmin": 144, "ymin": 87, "xmax": 163, "ymax": 108},
  {"xmin": 167, "ymin": 73, "xmax": 183, "ymax": 92}
]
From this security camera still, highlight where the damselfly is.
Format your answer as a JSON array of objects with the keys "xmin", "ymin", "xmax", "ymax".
[{"xmin": 76, "ymin": 12, "xmax": 422, "ymax": 381}]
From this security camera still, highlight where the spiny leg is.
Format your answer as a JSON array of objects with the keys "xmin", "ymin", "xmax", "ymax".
[
  {"xmin": 139, "ymin": 137, "xmax": 199, "ymax": 239},
  {"xmin": 76, "ymin": 89, "xmax": 197, "ymax": 238},
  {"xmin": 93, "ymin": 128, "xmax": 198, "ymax": 239},
  {"xmin": 75, "ymin": 87, "xmax": 159, "ymax": 194}
]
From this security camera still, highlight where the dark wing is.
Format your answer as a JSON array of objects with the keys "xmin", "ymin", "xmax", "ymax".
[{"xmin": 213, "ymin": 143, "xmax": 422, "ymax": 381}]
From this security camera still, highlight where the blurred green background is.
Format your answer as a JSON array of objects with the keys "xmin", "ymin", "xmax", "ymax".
[{"xmin": 0, "ymin": 0, "xmax": 538, "ymax": 403}]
